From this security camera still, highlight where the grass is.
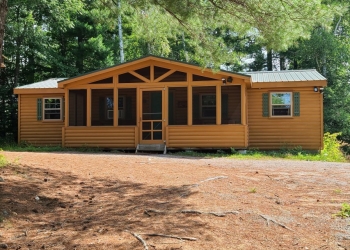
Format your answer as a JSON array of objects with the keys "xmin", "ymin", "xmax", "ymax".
[
  {"xmin": 249, "ymin": 187, "xmax": 257, "ymax": 193},
  {"xmin": 0, "ymin": 154, "xmax": 7, "ymax": 168},
  {"xmin": 0, "ymin": 140, "xmax": 104, "ymax": 153},
  {"xmin": 0, "ymin": 149, "xmax": 7, "ymax": 168},
  {"xmin": 176, "ymin": 133, "xmax": 347, "ymax": 162},
  {"xmin": 0, "ymin": 133, "xmax": 347, "ymax": 163},
  {"xmin": 334, "ymin": 189, "xmax": 342, "ymax": 194},
  {"xmin": 333, "ymin": 203, "xmax": 350, "ymax": 218}
]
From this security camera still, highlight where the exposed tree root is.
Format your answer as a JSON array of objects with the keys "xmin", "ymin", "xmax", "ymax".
[
  {"xmin": 126, "ymin": 230, "xmax": 196, "ymax": 249},
  {"xmin": 126, "ymin": 230, "xmax": 149, "ymax": 250},
  {"xmin": 200, "ymin": 176, "xmax": 228, "ymax": 183},
  {"xmin": 140, "ymin": 233, "xmax": 197, "ymax": 241},
  {"xmin": 144, "ymin": 209, "xmax": 239, "ymax": 217},
  {"xmin": 191, "ymin": 176, "xmax": 228, "ymax": 187},
  {"xmin": 260, "ymin": 214, "xmax": 293, "ymax": 231}
]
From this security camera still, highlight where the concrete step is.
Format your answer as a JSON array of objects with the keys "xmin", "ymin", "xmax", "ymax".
[{"xmin": 136, "ymin": 144, "xmax": 167, "ymax": 154}]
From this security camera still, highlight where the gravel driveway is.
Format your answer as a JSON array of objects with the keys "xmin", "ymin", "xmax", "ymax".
[{"xmin": 1, "ymin": 151, "xmax": 350, "ymax": 249}]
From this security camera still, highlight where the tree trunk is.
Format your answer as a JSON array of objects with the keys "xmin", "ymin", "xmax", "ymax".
[
  {"xmin": 14, "ymin": 6, "xmax": 22, "ymax": 87},
  {"xmin": 27, "ymin": 52, "xmax": 35, "ymax": 83},
  {"xmin": 76, "ymin": 35, "xmax": 84, "ymax": 73},
  {"xmin": 182, "ymin": 32, "xmax": 189, "ymax": 62},
  {"xmin": 293, "ymin": 53, "xmax": 298, "ymax": 69},
  {"xmin": 14, "ymin": 38, "xmax": 20, "ymax": 86},
  {"xmin": 0, "ymin": 0, "xmax": 8, "ymax": 74},
  {"xmin": 279, "ymin": 53, "xmax": 286, "ymax": 70},
  {"xmin": 118, "ymin": 0, "xmax": 124, "ymax": 63},
  {"xmin": 267, "ymin": 49, "xmax": 273, "ymax": 71}
]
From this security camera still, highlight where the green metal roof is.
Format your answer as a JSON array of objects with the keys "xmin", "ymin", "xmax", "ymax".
[
  {"xmin": 243, "ymin": 69, "xmax": 326, "ymax": 83},
  {"xmin": 15, "ymin": 78, "xmax": 67, "ymax": 89},
  {"xmin": 14, "ymin": 57, "xmax": 326, "ymax": 90}
]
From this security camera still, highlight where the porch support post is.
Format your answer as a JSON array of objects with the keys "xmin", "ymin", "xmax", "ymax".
[
  {"xmin": 216, "ymin": 85, "xmax": 221, "ymax": 125},
  {"xmin": 87, "ymin": 87, "xmax": 91, "ymax": 127},
  {"xmin": 137, "ymin": 87, "xmax": 140, "ymax": 125},
  {"xmin": 163, "ymin": 87, "xmax": 168, "ymax": 127},
  {"xmin": 65, "ymin": 88, "xmax": 69, "ymax": 127},
  {"xmin": 241, "ymin": 85, "xmax": 247, "ymax": 125},
  {"xmin": 187, "ymin": 85, "xmax": 192, "ymax": 125},
  {"xmin": 114, "ymin": 87, "xmax": 118, "ymax": 126}
]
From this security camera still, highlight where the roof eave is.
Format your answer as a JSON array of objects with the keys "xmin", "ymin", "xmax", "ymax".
[
  {"xmin": 251, "ymin": 80, "xmax": 327, "ymax": 88},
  {"xmin": 58, "ymin": 55, "xmax": 251, "ymax": 87},
  {"xmin": 14, "ymin": 88, "xmax": 65, "ymax": 94}
]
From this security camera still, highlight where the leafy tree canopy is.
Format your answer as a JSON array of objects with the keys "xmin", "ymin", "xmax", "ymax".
[{"xmin": 125, "ymin": 0, "xmax": 345, "ymax": 67}]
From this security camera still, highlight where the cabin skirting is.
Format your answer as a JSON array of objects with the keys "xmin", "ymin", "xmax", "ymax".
[{"xmin": 61, "ymin": 125, "xmax": 248, "ymax": 149}]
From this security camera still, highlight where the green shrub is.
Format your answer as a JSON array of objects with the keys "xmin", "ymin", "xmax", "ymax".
[
  {"xmin": 0, "ymin": 149, "xmax": 7, "ymax": 168},
  {"xmin": 230, "ymin": 147, "xmax": 237, "ymax": 154},
  {"xmin": 333, "ymin": 203, "xmax": 350, "ymax": 218},
  {"xmin": 320, "ymin": 132, "xmax": 346, "ymax": 162}
]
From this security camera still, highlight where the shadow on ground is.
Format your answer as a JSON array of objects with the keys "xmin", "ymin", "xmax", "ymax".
[{"xmin": 0, "ymin": 163, "xmax": 206, "ymax": 249}]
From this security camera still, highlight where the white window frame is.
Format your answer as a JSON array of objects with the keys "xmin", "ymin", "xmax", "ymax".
[
  {"xmin": 43, "ymin": 98, "xmax": 62, "ymax": 120},
  {"xmin": 106, "ymin": 96, "xmax": 114, "ymax": 120},
  {"xmin": 270, "ymin": 92, "xmax": 292, "ymax": 117},
  {"xmin": 200, "ymin": 93, "xmax": 216, "ymax": 118},
  {"xmin": 106, "ymin": 96, "xmax": 125, "ymax": 119}
]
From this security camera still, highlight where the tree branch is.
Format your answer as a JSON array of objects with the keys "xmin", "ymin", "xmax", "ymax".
[
  {"xmin": 126, "ymin": 230, "xmax": 149, "ymax": 250},
  {"xmin": 140, "ymin": 233, "xmax": 197, "ymax": 241}
]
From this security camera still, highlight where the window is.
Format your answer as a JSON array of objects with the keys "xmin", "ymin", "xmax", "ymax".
[
  {"xmin": 106, "ymin": 96, "xmax": 125, "ymax": 119},
  {"xmin": 44, "ymin": 98, "xmax": 61, "ymax": 120},
  {"xmin": 270, "ymin": 92, "xmax": 292, "ymax": 116},
  {"xmin": 201, "ymin": 94, "xmax": 216, "ymax": 118},
  {"xmin": 106, "ymin": 97, "xmax": 113, "ymax": 119}
]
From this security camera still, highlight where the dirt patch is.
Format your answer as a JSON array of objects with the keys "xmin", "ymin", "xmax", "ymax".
[{"xmin": 0, "ymin": 151, "xmax": 350, "ymax": 249}]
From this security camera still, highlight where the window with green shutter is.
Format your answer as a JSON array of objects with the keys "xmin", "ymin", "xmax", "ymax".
[
  {"xmin": 264, "ymin": 92, "xmax": 299, "ymax": 117},
  {"xmin": 43, "ymin": 98, "xmax": 62, "ymax": 120},
  {"xmin": 270, "ymin": 92, "xmax": 292, "ymax": 117}
]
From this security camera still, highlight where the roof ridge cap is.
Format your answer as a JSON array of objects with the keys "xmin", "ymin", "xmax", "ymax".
[{"xmin": 243, "ymin": 69, "xmax": 318, "ymax": 74}]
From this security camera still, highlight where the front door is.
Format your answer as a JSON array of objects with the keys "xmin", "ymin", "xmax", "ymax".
[{"xmin": 140, "ymin": 89, "xmax": 164, "ymax": 144}]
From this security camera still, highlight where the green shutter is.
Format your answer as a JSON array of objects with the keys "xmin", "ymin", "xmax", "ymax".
[
  {"xmin": 62, "ymin": 98, "xmax": 65, "ymax": 120},
  {"xmin": 193, "ymin": 94, "xmax": 200, "ymax": 119},
  {"xmin": 293, "ymin": 92, "xmax": 300, "ymax": 116},
  {"xmin": 262, "ymin": 93, "xmax": 269, "ymax": 117},
  {"xmin": 221, "ymin": 94, "xmax": 228, "ymax": 119},
  {"xmin": 37, "ymin": 98, "xmax": 42, "ymax": 120},
  {"xmin": 125, "ymin": 96, "xmax": 132, "ymax": 119},
  {"xmin": 168, "ymin": 92, "xmax": 174, "ymax": 125}
]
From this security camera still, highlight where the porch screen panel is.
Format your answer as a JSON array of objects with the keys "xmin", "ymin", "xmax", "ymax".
[
  {"xmin": 168, "ymin": 87, "xmax": 187, "ymax": 125},
  {"xmin": 221, "ymin": 85, "xmax": 241, "ymax": 124},
  {"xmin": 69, "ymin": 90, "xmax": 87, "ymax": 126},
  {"xmin": 118, "ymin": 88, "xmax": 136, "ymax": 126},
  {"xmin": 91, "ymin": 89, "xmax": 114, "ymax": 126},
  {"xmin": 192, "ymin": 86, "xmax": 216, "ymax": 125}
]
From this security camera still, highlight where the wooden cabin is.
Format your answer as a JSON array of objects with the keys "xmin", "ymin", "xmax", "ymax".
[{"xmin": 13, "ymin": 56, "xmax": 327, "ymax": 152}]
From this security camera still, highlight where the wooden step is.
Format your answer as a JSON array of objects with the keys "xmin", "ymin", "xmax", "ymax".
[{"xmin": 136, "ymin": 144, "xmax": 167, "ymax": 154}]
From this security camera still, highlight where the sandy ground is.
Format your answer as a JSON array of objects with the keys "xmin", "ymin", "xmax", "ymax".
[{"xmin": 0, "ymin": 151, "xmax": 350, "ymax": 250}]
